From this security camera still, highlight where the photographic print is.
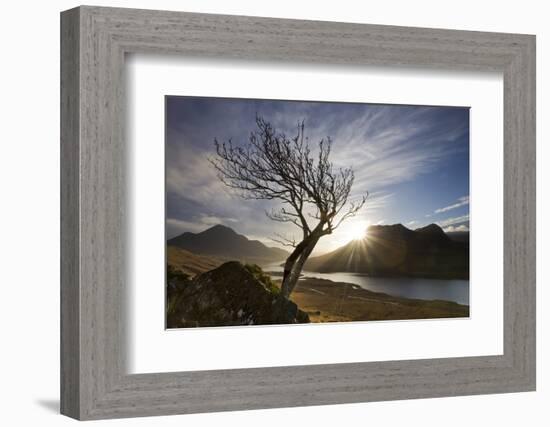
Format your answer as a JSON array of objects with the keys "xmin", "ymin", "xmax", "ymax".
[{"xmin": 165, "ymin": 96, "xmax": 470, "ymax": 329}]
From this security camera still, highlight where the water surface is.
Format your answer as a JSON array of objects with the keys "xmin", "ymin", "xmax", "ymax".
[{"xmin": 262, "ymin": 262, "xmax": 469, "ymax": 306}]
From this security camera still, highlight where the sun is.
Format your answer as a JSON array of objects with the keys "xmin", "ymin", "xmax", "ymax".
[{"xmin": 343, "ymin": 221, "xmax": 369, "ymax": 243}]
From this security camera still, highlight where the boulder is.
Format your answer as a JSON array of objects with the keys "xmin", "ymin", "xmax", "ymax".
[{"xmin": 167, "ymin": 261, "xmax": 310, "ymax": 328}]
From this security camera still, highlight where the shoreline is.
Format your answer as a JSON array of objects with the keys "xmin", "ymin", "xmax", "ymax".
[
  {"xmin": 266, "ymin": 269, "xmax": 469, "ymax": 305},
  {"xmin": 266, "ymin": 268, "xmax": 469, "ymax": 283},
  {"xmin": 278, "ymin": 276, "xmax": 469, "ymax": 323}
]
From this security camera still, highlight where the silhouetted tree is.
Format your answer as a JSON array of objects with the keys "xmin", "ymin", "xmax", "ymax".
[{"xmin": 210, "ymin": 116, "xmax": 367, "ymax": 298}]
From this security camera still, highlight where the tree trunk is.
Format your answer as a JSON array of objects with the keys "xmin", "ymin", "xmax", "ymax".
[
  {"xmin": 280, "ymin": 236, "xmax": 319, "ymax": 298},
  {"xmin": 280, "ymin": 239, "xmax": 309, "ymax": 298}
]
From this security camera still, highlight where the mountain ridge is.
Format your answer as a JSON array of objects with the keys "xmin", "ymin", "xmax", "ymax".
[
  {"xmin": 305, "ymin": 223, "xmax": 469, "ymax": 279},
  {"xmin": 168, "ymin": 224, "xmax": 289, "ymax": 263}
]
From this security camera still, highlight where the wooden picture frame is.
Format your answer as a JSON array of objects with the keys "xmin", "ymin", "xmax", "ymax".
[{"xmin": 60, "ymin": 5, "xmax": 536, "ymax": 420}]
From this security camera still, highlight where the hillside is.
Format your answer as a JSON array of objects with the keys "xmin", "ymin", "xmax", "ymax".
[
  {"xmin": 305, "ymin": 223, "xmax": 469, "ymax": 279},
  {"xmin": 446, "ymin": 231, "xmax": 470, "ymax": 243},
  {"xmin": 167, "ymin": 224, "xmax": 288, "ymax": 263},
  {"xmin": 167, "ymin": 246, "xmax": 224, "ymax": 277}
]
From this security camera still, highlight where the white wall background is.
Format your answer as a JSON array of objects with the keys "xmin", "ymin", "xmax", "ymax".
[{"xmin": 0, "ymin": 0, "xmax": 546, "ymax": 425}]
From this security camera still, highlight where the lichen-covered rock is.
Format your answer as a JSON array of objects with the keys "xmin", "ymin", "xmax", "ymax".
[{"xmin": 167, "ymin": 261, "xmax": 310, "ymax": 328}]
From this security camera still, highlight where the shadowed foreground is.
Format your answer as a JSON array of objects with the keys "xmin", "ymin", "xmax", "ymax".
[
  {"xmin": 167, "ymin": 249, "xmax": 469, "ymax": 328},
  {"xmin": 167, "ymin": 262, "xmax": 310, "ymax": 328}
]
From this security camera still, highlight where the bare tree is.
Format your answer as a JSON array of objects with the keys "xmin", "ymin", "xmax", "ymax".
[{"xmin": 209, "ymin": 116, "xmax": 367, "ymax": 298}]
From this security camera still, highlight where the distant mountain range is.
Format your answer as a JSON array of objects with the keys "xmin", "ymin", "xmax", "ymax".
[
  {"xmin": 167, "ymin": 224, "xmax": 289, "ymax": 263},
  {"xmin": 168, "ymin": 223, "xmax": 469, "ymax": 279},
  {"xmin": 305, "ymin": 223, "xmax": 469, "ymax": 279}
]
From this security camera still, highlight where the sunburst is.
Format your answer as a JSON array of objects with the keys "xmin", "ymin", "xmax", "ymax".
[{"xmin": 342, "ymin": 221, "xmax": 369, "ymax": 243}]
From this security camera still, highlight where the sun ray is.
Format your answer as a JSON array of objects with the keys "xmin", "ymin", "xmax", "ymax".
[{"xmin": 341, "ymin": 221, "xmax": 370, "ymax": 243}]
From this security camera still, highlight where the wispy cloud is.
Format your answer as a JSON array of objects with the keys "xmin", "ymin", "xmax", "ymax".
[
  {"xmin": 435, "ymin": 196, "xmax": 469, "ymax": 214},
  {"xmin": 436, "ymin": 214, "xmax": 470, "ymax": 228},
  {"xmin": 443, "ymin": 224, "xmax": 469, "ymax": 232},
  {"xmin": 361, "ymin": 191, "xmax": 393, "ymax": 213},
  {"xmin": 322, "ymin": 106, "xmax": 469, "ymax": 193}
]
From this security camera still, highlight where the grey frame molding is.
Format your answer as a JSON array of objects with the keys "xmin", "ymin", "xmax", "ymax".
[{"xmin": 60, "ymin": 6, "xmax": 536, "ymax": 420}]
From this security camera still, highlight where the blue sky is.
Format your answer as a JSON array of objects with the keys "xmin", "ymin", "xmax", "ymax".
[{"xmin": 166, "ymin": 96, "xmax": 470, "ymax": 255}]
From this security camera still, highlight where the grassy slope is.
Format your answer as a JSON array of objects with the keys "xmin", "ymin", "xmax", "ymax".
[
  {"xmin": 167, "ymin": 246, "xmax": 224, "ymax": 277},
  {"xmin": 287, "ymin": 277, "xmax": 468, "ymax": 322}
]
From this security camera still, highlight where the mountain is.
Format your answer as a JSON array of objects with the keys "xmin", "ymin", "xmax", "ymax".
[
  {"xmin": 305, "ymin": 223, "xmax": 469, "ymax": 279},
  {"xmin": 446, "ymin": 231, "xmax": 470, "ymax": 243},
  {"xmin": 167, "ymin": 224, "xmax": 289, "ymax": 263}
]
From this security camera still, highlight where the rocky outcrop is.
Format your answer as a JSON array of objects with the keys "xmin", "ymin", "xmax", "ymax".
[{"xmin": 167, "ymin": 261, "xmax": 309, "ymax": 328}]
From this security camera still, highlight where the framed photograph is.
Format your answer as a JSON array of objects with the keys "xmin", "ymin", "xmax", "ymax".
[
  {"xmin": 164, "ymin": 96, "xmax": 471, "ymax": 329},
  {"xmin": 61, "ymin": 6, "xmax": 536, "ymax": 420}
]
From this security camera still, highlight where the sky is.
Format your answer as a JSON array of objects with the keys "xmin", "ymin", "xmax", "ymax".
[{"xmin": 165, "ymin": 96, "xmax": 470, "ymax": 255}]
